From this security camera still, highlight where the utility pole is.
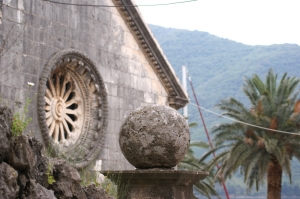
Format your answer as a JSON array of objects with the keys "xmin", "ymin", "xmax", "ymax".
[
  {"xmin": 182, "ymin": 65, "xmax": 188, "ymax": 119},
  {"xmin": 186, "ymin": 70, "xmax": 231, "ymax": 199}
]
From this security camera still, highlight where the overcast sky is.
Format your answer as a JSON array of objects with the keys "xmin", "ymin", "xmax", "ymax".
[{"xmin": 134, "ymin": 0, "xmax": 300, "ymax": 46}]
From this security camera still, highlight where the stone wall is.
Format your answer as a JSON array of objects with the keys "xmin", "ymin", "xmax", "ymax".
[{"xmin": 0, "ymin": 0, "xmax": 169, "ymax": 170}]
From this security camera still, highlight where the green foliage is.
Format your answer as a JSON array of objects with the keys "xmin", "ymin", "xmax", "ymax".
[
  {"xmin": 188, "ymin": 121, "xmax": 198, "ymax": 128},
  {"xmin": 45, "ymin": 145, "xmax": 58, "ymax": 158},
  {"xmin": 47, "ymin": 162, "xmax": 56, "ymax": 185},
  {"xmin": 104, "ymin": 172, "xmax": 131, "ymax": 199},
  {"xmin": 101, "ymin": 177, "xmax": 118, "ymax": 198},
  {"xmin": 206, "ymin": 70, "xmax": 300, "ymax": 197},
  {"xmin": 79, "ymin": 167, "xmax": 118, "ymax": 198},
  {"xmin": 47, "ymin": 174, "xmax": 56, "ymax": 185},
  {"xmin": 79, "ymin": 168, "xmax": 100, "ymax": 187},
  {"xmin": 178, "ymin": 140, "xmax": 220, "ymax": 199},
  {"xmin": 12, "ymin": 98, "xmax": 32, "ymax": 136}
]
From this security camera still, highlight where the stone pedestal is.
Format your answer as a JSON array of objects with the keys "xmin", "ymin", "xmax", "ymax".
[
  {"xmin": 103, "ymin": 170, "xmax": 208, "ymax": 199},
  {"xmin": 104, "ymin": 105, "xmax": 209, "ymax": 199}
]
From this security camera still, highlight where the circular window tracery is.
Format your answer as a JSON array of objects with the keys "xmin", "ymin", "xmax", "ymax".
[
  {"xmin": 38, "ymin": 49, "xmax": 108, "ymax": 168},
  {"xmin": 45, "ymin": 67, "xmax": 85, "ymax": 146}
]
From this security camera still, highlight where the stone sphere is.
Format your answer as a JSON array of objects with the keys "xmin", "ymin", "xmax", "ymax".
[{"xmin": 119, "ymin": 105, "xmax": 190, "ymax": 169}]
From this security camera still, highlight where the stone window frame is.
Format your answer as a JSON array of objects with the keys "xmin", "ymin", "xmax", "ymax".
[{"xmin": 38, "ymin": 49, "xmax": 108, "ymax": 168}]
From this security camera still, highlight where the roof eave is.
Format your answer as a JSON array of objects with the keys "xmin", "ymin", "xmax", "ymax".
[{"xmin": 112, "ymin": 0, "xmax": 189, "ymax": 109}]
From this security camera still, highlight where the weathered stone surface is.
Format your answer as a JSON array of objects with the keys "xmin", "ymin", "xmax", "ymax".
[
  {"xmin": 103, "ymin": 170, "xmax": 208, "ymax": 199},
  {"xmin": 21, "ymin": 180, "xmax": 57, "ymax": 199},
  {"xmin": 119, "ymin": 105, "xmax": 190, "ymax": 169},
  {"xmin": 18, "ymin": 173, "xmax": 29, "ymax": 193},
  {"xmin": 6, "ymin": 135, "xmax": 48, "ymax": 187},
  {"xmin": 49, "ymin": 158, "xmax": 87, "ymax": 199},
  {"xmin": 0, "ymin": 107, "xmax": 12, "ymax": 162},
  {"xmin": 82, "ymin": 183, "xmax": 115, "ymax": 199},
  {"xmin": 0, "ymin": 162, "xmax": 19, "ymax": 199},
  {"xmin": 7, "ymin": 135, "xmax": 48, "ymax": 187},
  {"xmin": 8, "ymin": 135, "xmax": 37, "ymax": 171},
  {"xmin": 0, "ymin": 106, "xmax": 113, "ymax": 199},
  {"xmin": 5, "ymin": 135, "xmax": 49, "ymax": 197},
  {"xmin": 27, "ymin": 136, "xmax": 49, "ymax": 188}
]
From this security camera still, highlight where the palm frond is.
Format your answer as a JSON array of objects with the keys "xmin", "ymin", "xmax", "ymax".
[
  {"xmin": 211, "ymin": 69, "xmax": 300, "ymax": 196},
  {"xmin": 179, "ymin": 140, "xmax": 220, "ymax": 198},
  {"xmin": 251, "ymin": 74, "xmax": 265, "ymax": 95},
  {"xmin": 243, "ymin": 148, "xmax": 261, "ymax": 182},
  {"xmin": 189, "ymin": 141, "xmax": 209, "ymax": 149},
  {"xmin": 189, "ymin": 122, "xmax": 198, "ymax": 128},
  {"xmin": 194, "ymin": 181, "xmax": 221, "ymax": 199},
  {"xmin": 178, "ymin": 160, "xmax": 203, "ymax": 170},
  {"xmin": 243, "ymin": 78, "xmax": 260, "ymax": 106},
  {"xmin": 247, "ymin": 164, "xmax": 260, "ymax": 191},
  {"xmin": 206, "ymin": 150, "xmax": 229, "ymax": 173},
  {"xmin": 283, "ymin": 154, "xmax": 292, "ymax": 184},
  {"xmin": 257, "ymin": 151, "xmax": 269, "ymax": 184}
]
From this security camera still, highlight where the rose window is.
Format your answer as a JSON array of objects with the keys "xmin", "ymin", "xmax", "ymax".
[
  {"xmin": 38, "ymin": 49, "xmax": 107, "ymax": 168},
  {"xmin": 45, "ymin": 68, "xmax": 84, "ymax": 146}
]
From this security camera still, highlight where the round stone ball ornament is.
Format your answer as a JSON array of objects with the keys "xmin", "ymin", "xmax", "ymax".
[
  {"xmin": 119, "ymin": 105, "xmax": 190, "ymax": 169},
  {"xmin": 38, "ymin": 49, "xmax": 108, "ymax": 169}
]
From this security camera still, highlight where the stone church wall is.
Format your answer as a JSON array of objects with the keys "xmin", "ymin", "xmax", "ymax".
[{"xmin": 0, "ymin": 0, "xmax": 169, "ymax": 170}]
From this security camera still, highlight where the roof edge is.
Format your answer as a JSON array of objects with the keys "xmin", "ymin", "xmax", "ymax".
[{"xmin": 112, "ymin": 0, "xmax": 189, "ymax": 109}]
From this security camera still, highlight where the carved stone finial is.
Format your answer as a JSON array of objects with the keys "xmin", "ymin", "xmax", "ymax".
[{"xmin": 119, "ymin": 105, "xmax": 190, "ymax": 169}]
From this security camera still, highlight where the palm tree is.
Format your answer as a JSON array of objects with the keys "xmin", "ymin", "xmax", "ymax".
[
  {"xmin": 178, "ymin": 141, "xmax": 221, "ymax": 199},
  {"xmin": 207, "ymin": 69, "xmax": 300, "ymax": 199}
]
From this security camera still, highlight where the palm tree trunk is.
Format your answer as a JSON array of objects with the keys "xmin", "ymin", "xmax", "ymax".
[{"xmin": 267, "ymin": 158, "xmax": 282, "ymax": 199}]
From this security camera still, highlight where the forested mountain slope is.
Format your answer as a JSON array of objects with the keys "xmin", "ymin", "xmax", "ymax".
[{"xmin": 149, "ymin": 24, "xmax": 300, "ymax": 141}]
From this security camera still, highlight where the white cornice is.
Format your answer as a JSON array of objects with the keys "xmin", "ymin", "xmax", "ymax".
[{"xmin": 112, "ymin": 0, "xmax": 189, "ymax": 109}]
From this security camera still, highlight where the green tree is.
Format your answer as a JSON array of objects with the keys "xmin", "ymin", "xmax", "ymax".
[{"xmin": 208, "ymin": 69, "xmax": 300, "ymax": 199}]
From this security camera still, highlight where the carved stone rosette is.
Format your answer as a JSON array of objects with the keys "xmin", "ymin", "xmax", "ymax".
[{"xmin": 38, "ymin": 49, "xmax": 108, "ymax": 168}]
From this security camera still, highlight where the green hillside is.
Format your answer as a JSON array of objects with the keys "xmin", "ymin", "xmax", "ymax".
[
  {"xmin": 149, "ymin": 24, "xmax": 300, "ymax": 141},
  {"xmin": 149, "ymin": 24, "xmax": 300, "ymax": 197}
]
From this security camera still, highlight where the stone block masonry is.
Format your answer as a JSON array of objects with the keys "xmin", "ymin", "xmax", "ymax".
[{"xmin": 0, "ymin": 0, "xmax": 170, "ymax": 170}]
